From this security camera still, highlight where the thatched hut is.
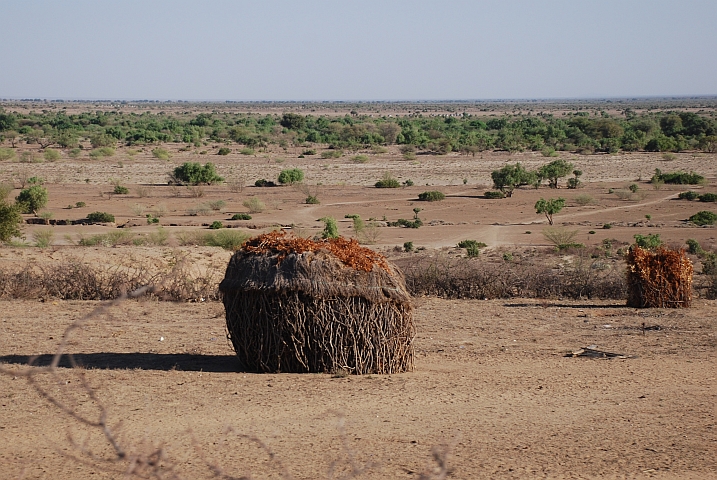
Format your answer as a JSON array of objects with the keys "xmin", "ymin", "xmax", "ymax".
[
  {"xmin": 219, "ymin": 231, "xmax": 414, "ymax": 374},
  {"xmin": 626, "ymin": 245, "xmax": 693, "ymax": 308}
]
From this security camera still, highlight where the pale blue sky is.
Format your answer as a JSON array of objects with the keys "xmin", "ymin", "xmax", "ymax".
[{"xmin": 1, "ymin": 0, "xmax": 716, "ymax": 100}]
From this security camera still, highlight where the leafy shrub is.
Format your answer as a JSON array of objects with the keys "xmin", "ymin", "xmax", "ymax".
[
  {"xmin": 403, "ymin": 241, "xmax": 414, "ymax": 252},
  {"xmin": 243, "ymin": 197, "xmax": 265, "ymax": 213},
  {"xmin": 457, "ymin": 240, "xmax": 487, "ymax": 249},
  {"xmin": 239, "ymin": 147, "xmax": 255, "ymax": 155},
  {"xmin": 305, "ymin": 195, "xmax": 320, "ymax": 204},
  {"xmin": 686, "ymin": 239, "xmax": 704, "ymax": 255},
  {"xmin": 171, "ymin": 162, "xmax": 223, "ymax": 185},
  {"xmin": 210, "ymin": 221, "xmax": 223, "ymax": 229},
  {"xmin": 651, "ymin": 169, "xmax": 705, "ymax": 185},
  {"xmin": 16, "ymin": 185, "xmax": 48, "ymax": 214},
  {"xmin": 634, "ymin": 233, "xmax": 663, "ymax": 249},
  {"xmin": 0, "ymin": 201, "xmax": 22, "ymax": 243},
  {"xmin": 302, "ymin": 149, "xmax": 317, "ymax": 156},
  {"xmin": 204, "ymin": 229, "xmax": 249, "ymax": 250},
  {"xmin": 403, "ymin": 179, "xmax": 414, "ymax": 187},
  {"xmin": 484, "ymin": 190, "xmax": 506, "ymax": 200},
  {"xmin": 375, "ymin": 173, "xmax": 400, "ymax": 188},
  {"xmin": 698, "ymin": 193, "xmax": 717, "ymax": 202},
  {"xmin": 628, "ymin": 183, "xmax": 639, "ymax": 193},
  {"xmin": 230, "ymin": 213, "xmax": 252, "ymax": 220},
  {"xmin": 277, "ymin": 168, "xmax": 305, "ymax": 185},
  {"xmin": 603, "ymin": 223, "xmax": 612, "ymax": 229},
  {"xmin": 320, "ymin": 216, "xmax": 339, "ymax": 238},
  {"xmin": 68, "ymin": 148, "xmax": 81, "ymax": 158},
  {"xmin": 254, "ymin": 179, "xmax": 276, "ymax": 187},
  {"xmin": 113, "ymin": 185, "xmax": 129, "ymax": 194},
  {"xmin": 86, "ymin": 211, "xmax": 115, "ymax": 223},
  {"xmin": 689, "ymin": 211, "xmax": 717, "ymax": 226},
  {"xmin": 352, "ymin": 155, "xmax": 368, "ymax": 163},
  {"xmin": 394, "ymin": 218, "xmax": 422, "ymax": 228},
  {"xmin": 89, "ymin": 147, "xmax": 115, "ymax": 158},
  {"xmin": 0, "ymin": 148, "xmax": 15, "ymax": 161},
  {"xmin": 146, "ymin": 214, "xmax": 159, "ymax": 224},
  {"xmin": 43, "ymin": 149, "xmax": 61, "ymax": 161},
  {"xmin": 33, "ymin": 229, "xmax": 54, "ymax": 248},
  {"xmin": 321, "ymin": 150, "xmax": 342, "ymax": 159},
  {"xmin": 217, "ymin": 147, "xmax": 231, "ymax": 155},
  {"xmin": 152, "ymin": 147, "xmax": 171, "ymax": 160},
  {"xmin": 75, "ymin": 201, "xmax": 86, "ymax": 208},
  {"xmin": 418, "ymin": 191, "xmax": 445, "ymax": 202},
  {"xmin": 679, "ymin": 191, "xmax": 700, "ymax": 201}
]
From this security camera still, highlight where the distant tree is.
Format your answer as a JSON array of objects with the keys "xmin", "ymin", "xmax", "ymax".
[
  {"xmin": 280, "ymin": 113, "xmax": 306, "ymax": 130},
  {"xmin": 3, "ymin": 130, "xmax": 18, "ymax": 148},
  {"xmin": 16, "ymin": 185, "xmax": 49, "ymax": 215},
  {"xmin": 378, "ymin": 122, "xmax": 401, "ymax": 144},
  {"xmin": 0, "ymin": 185, "xmax": 22, "ymax": 242},
  {"xmin": 535, "ymin": 197, "xmax": 565, "ymax": 225},
  {"xmin": 490, "ymin": 163, "xmax": 536, "ymax": 197},
  {"xmin": 170, "ymin": 162, "xmax": 223, "ymax": 185},
  {"xmin": 538, "ymin": 159, "xmax": 573, "ymax": 189},
  {"xmin": 277, "ymin": 168, "xmax": 304, "ymax": 185}
]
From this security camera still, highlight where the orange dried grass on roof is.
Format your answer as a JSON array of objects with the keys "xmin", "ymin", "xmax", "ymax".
[{"xmin": 241, "ymin": 230, "xmax": 389, "ymax": 272}]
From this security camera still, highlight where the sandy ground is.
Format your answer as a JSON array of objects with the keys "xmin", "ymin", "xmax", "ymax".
[{"xmin": 0, "ymin": 298, "xmax": 715, "ymax": 479}]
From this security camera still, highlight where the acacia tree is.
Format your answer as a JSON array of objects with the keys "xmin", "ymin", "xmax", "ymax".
[
  {"xmin": 490, "ymin": 163, "xmax": 536, "ymax": 197},
  {"xmin": 535, "ymin": 197, "xmax": 565, "ymax": 225},
  {"xmin": 538, "ymin": 159, "xmax": 574, "ymax": 189}
]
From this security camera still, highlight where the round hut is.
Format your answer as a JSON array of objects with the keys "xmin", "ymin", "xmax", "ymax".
[{"xmin": 219, "ymin": 231, "xmax": 414, "ymax": 374}]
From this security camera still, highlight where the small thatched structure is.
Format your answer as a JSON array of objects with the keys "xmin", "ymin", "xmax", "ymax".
[
  {"xmin": 626, "ymin": 245, "xmax": 693, "ymax": 308},
  {"xmin": 219, "ymin": 231, "xmax": 414, "ymax": 374}
]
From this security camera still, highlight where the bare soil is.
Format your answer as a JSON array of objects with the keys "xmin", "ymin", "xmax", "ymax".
[{"xmin": 0, "ymin": 146, "xmax": 716, "ymax": 479}]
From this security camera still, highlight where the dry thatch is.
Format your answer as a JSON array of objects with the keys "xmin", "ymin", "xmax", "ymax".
[
  {"xmin": 219, "ymin": 231, "xmax": 414, "ymax": 374},
  {"xmin": 626, "ymin": 246, "xmax": 693, "ymax": 308}
]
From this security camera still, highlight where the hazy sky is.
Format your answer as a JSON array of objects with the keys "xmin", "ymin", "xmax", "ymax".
[{"xmin": 1, "ymin": 0, "xmax": 716, "ymax": 101}]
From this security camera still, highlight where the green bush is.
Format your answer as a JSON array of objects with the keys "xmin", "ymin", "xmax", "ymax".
[
  {"xmin": 305, "ymin": 195, "xmax": 320, "ymax": 204},
  {"xmin": 375, "ymin": 173, "xmax": 400, "ymax": 188},
  {"xmin": 217, "ymin": 147, "xmax": 231, "ymax": 155},
  {"xmin": 302, "ymin": 149, "xmax": 317, "ymax": 156},
  {"xmin": 68, "ymin": 148, "xmax": 82, "ymax": 158},
  {"xmin": 75, "ymin": 201, "xmax": 86, "ymax": 208},
  {"xmin": 603, "ymin": 223, "xmax": 612, "ymax": 229},
  {"xmin": 210, "ymin": 221, "xmax": 223, "ymax": 229},
  {"xmin": 634, "ymin": 233, "xmax": 662, "ymax": 249},
  {"xmin": 651, "ymin": 169, "xmax": 705, "ymax": 185},
  {"xmin": 254, "ymin": 179, "xmax": 276, "ymax": 187},
  {"xmin": 171, "ymin": 162, "xmax": 223, "ymax": 185},
  {"xmin": 352, "ymin": 155, "xmax": 368, "ymax": 163},
  {"xmin": 321, "ymin": 150, "xmax": 342, "ymax": 159},
  {"xmin": 320, "ymin": 216, "xmax": 339, "ymax": 238},
  {"xmin": 0, "ymin": 148, "xmax": 15, "ymax": 161},
  {"xmin": 113, "ymin": 185, "xmax": 129, "ymax": 194},
  {"xmin": 277, "ymin": 168, "xmax": 305, "ymax": 185},
  {"xmin": 0, "ymin": 201, "xmax": 22, "ymax": 243},
  {"xmin": 204, "ymin": 229, "xmax": 249, "ymax": 250},
  {"xmin": 484, "ymin": 191, "xmax": 505, "ymax": 199},
  {"xmin": 686, "ymin": 239, "xmax": 704, "ymax": 255},
  {"xmin": 403, "ymin": 241, "xmax": 414, "ymax": 252},
  {"xmin": 243, "ymin": 197, "xmax": 265, "ymax": 213},
  {"xmin": 230, "ymin": 213, "xmax": 252, "ymax": 220},
  {"xmin": 689, "ymin": 211, "xmax": 717, "ymax": 226},
  {"xmin": 89, "ymin": 147, "xmax": 115, "ymax": 158},
  {"xmin": 43, "ymin": 149, "xmax": 61, "ymax": 161},
  {"xmin": 628, "ymin": 183, "xmax": 639, "ymax": 193},
  {"xmin": 394, "ymin": 218, "xmax": 422, "ymax": 228},
  {"xmin": 208, "ymin": 200, "xmax": 226, "ymax": 211},
  {"xmin": 457, "ymin": 240, "xmax": 487, "ymax": 249},
  {"xmin": 16, "ymin": 185, "xmax": 48, "ymax": 214},
  {"xmin": 239, "ymin": 147, "xmax": 255, "ymax": 155},
  {"xmin": 403, "ymin": 179, "xmax": 414, "ymax": 187},
  {"xmin": 86, "ymin": 211, "xmax": 115, "ymax": 223},
  {"xmin": 418, "ymin": 191, "xmax": 445, "ymax": 202},
  {"xmin": 152, "ymin": 147, "xmax": 171, "ymax": 160},
  {"xmin": 698, "ymin": 193, "xmax": 717, "ymax": 202},
  {"xmin": 679, "ymin": 191, "xmax": 700, "ymax": 201}
]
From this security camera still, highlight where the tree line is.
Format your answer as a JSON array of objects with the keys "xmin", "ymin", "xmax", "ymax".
[{"xmin": 1, "ymin": 108, "xmax": 716, "ymax": 154}]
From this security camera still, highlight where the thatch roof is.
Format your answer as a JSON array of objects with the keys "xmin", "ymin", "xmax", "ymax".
[{"xmin": 219, "ymin": 232, "xmax": 411, "ymax": 305}]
